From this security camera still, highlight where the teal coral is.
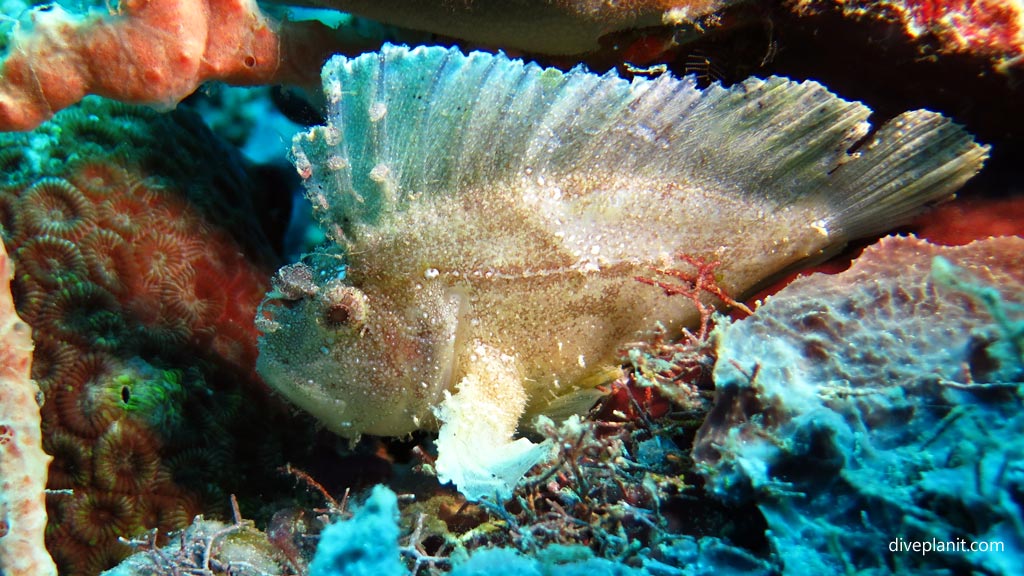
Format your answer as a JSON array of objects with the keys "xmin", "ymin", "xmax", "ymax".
[
  {"xmin": 308, "ymin": 485, "xmax": 773, "ymax": 576},
  {"xmin": 931, "ymin": 255, "xmax": 1024, "ymax": 381},
  {"xmin": 310, "ymin": 485, "xmax": 405, "ymax": 576}
]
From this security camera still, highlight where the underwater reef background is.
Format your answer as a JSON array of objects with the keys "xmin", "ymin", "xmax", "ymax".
[{"xmin": 1, "ymin": 1, "xmax": 1023, "ymax": 575}]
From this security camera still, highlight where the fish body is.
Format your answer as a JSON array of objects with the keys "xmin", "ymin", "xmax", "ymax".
[{"xmin": 257, "ymin": 44, "xmax": 987, "ymax": 499}]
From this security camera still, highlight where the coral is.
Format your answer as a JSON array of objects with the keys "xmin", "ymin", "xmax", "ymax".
[
  {"xmin": 68, "ymin": 492, "xmax": 141, "ymax": 546},
  {"xmin": 0, "ymin": 239, "xmax": 56, "ymax": 575},
  {"xmin": 0, "ymin": 0, "xmax": 749, "ymax": 131},
  {"xmin": 258, "ymin": 43, "xmax": 986, "ymax": 501},
  {"xmin": 15, "ymin": 177, "xmax": 96, "ymax": 239},
  {"xmin": 310, "ymin": 485, "xmax": 404, "ymax": 576},
  {"xmin": 0, "ymin": 95, "xmax": 276, "ymax": 371},
  {"xmin": 791, "ymin": 0, "xmax": 1024, "ymax": 73},
  {"xmin": 53, "ymin": 353, "xmax": 122, "ymax": 437},
  {"xmin": 0, "ymin": 0, "xmax": 362, "ymax": 131},
  {"xmin": 105, "ymin": 501, "xmax": 293, "ymax": 576},
  {"xmin": 92, "ymin": 420, "xmax": 162, "ymax": 493},
  {"xmin": 0, "ymin": 96, "xmax": 316, "ymax": 575},
  {"xmin": 15, "ymin": 236, "xmax": 90, "ymax": 289},
  {"xmin": 43, "ymin": 430, "xmax": 92, "ymax": 490},
  {"xmin": 695, "ymin": 235, "xmax": 1024, "ymax": 574},
  {"xmin": 307, "ymin": 484, "xmax": 774, "ymax": 576},
  {"xmin": 47, "ymin": 531, "xmax": 95, "ymax": 576}
]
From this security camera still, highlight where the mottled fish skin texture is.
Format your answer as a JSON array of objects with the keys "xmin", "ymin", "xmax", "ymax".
[{"xmin": 256, "ymin": 44, "xmax": 988, "ymax": 500}]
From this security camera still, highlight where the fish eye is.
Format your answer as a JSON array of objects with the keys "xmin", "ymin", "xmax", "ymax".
[{"xmin": 320, "ymin": 282, "xmax": 368, "ymax": 333}]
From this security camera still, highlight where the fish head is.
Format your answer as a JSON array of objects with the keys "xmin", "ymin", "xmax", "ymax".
[{"xmin": 255, "ymin": 256, "xmax": 464, "ymax": 438}]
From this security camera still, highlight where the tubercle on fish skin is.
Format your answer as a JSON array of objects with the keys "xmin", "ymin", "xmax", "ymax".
[{"xmin": 292, "ymin": 147, "xmax": 315, "ymax": 181}]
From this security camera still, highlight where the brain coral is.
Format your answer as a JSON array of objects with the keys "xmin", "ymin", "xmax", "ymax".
[
  {"xmin": 696, "ymin": 234, "xmax": 1024, "ymax": 574},
  {"xmin": 0, "ymin": 97, "xmax": 312, "ymax": 575}
]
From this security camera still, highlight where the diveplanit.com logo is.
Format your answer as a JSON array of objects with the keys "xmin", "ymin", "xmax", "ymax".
[{"xmin": 890, "ymin": 537, "xmax": 1005, "ymax": 555}]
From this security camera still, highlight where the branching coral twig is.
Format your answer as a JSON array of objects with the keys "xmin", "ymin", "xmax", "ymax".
[
  {"xmin": 400, "ymin": 513, "xmax": 452, "ymax": 575},
  {"xmin": 119, "ymin": 494, "xmax": 291, "ymax": 576}
]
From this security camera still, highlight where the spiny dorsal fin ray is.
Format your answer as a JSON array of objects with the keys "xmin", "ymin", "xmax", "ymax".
[{"xmin": 293, "ymin": 44, "xmax": 987, "ymax": 248}]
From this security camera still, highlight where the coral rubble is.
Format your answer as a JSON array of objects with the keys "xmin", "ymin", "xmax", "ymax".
[
  {"xmin": 257, "ymin": 43, "xmax": 986, "ymax": 502},
  {"xmin": 307, "ymin": 481, "xmax": 775, "ymax": 576},
  {"xmin": 103, "ymin": 512, "xmax": 293, "ymax": 576},
  {"xmin": 696, "ymin": 235, "xmax": 1024, "ymax": 573}
]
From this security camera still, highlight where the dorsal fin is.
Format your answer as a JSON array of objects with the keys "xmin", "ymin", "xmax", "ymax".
[{"xmin": 291, "ymin": 44, "xmax": 987, "ymax": 248}]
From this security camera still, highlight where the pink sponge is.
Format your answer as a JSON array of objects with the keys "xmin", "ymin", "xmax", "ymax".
[
  {"xmin": 0, "ymin": 0, "xmax": 337, "ymax": 131},
  {"xmin": 0, "ymin": 241, "xmax": 56, "ymax": 576}
]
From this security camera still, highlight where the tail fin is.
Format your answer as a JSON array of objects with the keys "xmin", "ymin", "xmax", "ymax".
[{"xmin": 819, "ymin": 110, "xmax": 989, "ymax": 238}]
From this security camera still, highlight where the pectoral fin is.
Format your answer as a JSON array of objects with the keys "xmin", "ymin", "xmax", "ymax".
[{"xmin": 433, "ymin": 342, "xmax": 553, "ymax": 501}]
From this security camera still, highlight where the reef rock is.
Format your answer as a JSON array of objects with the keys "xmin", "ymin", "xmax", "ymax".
[
  {"xmin": 695, "ymin": 235, "xmax": 1024, "ymax": 574},
  {"xmin": 256, "ymin": 44, "xmax": 987, "ymax": 501}
]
